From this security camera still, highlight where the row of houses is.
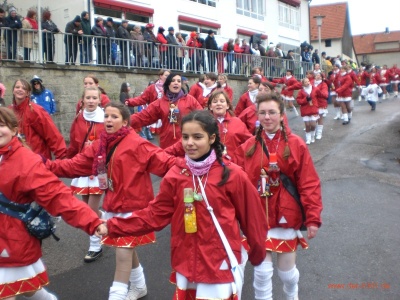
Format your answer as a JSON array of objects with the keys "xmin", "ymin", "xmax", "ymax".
[{"xmin": 6, "ymin": 0, "xmax": 400, "ymax": 67}]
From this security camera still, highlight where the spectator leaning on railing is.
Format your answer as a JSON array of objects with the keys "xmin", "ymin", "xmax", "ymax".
[
  {"xmin": 0, "ymin": 8, "xmax": 5, "ymax": 41},
  {"xmin": 64, "ymin": 15, "xmax": 83, "ymax": 65},
  {"xmin": 80, "ymin": 11, "xmax": 92, "ymax": 65},
  {"xmin": 116, "ymin": 20, "xmax": 130, "ymax": 66},
  {"xmin": 5, "ymin": 7, "xmax": 22, "ymax": 61},
  {"xmin": 166, "ymin": 26, "xmax": 179, "ymax": 70},
  {"xmin": 41, "ymin": 10, "xmax": 60, "ymax": 63}
]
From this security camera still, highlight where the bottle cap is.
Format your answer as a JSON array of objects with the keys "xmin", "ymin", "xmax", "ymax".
[
  {"xmin": 269, "ymin": 152, "xmax": 278, "ymax": 163},
  {"xmin": 183, "ymin": 188, "xmax": 194, "ymax": 203},
  {"xmin": 255, "ymin": 120, "xmax": 260, "ymax": 127}
]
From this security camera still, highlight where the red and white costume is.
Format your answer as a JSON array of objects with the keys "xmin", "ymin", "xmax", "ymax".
[
  {"xmin": 10, "ymin": 98, "xmax": 67, "ymax": 160},
  {"xmin": 234, "ymin": 129, "xmax": 322, "ymax": 252},
  {"xmin": 46, "ymin": 129, "xmax": 175, "ymax": 248},
  {"xmin": 189, "ymin": 82, "xmax": 219, "ymax": 108},
  {"xmin": 314, "ymin": 79, "xmax": 329, "ymax": 115},
  {"xmin": 0, "ymin": 137, "xmax": 102, "ymax": 299},
  {"xmin": 67, "ymin": 107, "xmax": 105, "ymax": 195},
  {"xmin": 234, "ymin": 89, "xmax": 258, "ymax": 116},
  {"xmin": 107, "ymin": 158, "xmax": 267, "ymax": 299},
  {"xmin": 130, "ymin": 94, "xmax": 202, "ymax": 149},
  {"xmin": 335, "ymin": 72, "xmax": 353, "ymax": 102},
  {"xmin": 389, "ymin": 66, "xmax": 400, "ymax": 84},
  {"xmin": 296, "ymin": 85, "xmax": 320, "ymax": 121},
  {"xmin": 221, "ymin": 84, "xmax": 234, "ymax": 101},
  {"xmin": 378, "ymin": 68, "xmax": 390, "ymax": 87},
  {"xmin": 273, "ymin": 75, "xmax": 298, "ymax": 101},
  {"xmin": 347, "ymin": 69, "xmax": 360, "ymax": 91},
  {"xmin": 326, "ymin": 69, "xmax": 340, "ymax": 96}
]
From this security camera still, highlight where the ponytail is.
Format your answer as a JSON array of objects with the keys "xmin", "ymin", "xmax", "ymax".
[
  {"xmin": 281, "ymin": 120, "xmax": 290, "ymax": 160},
  {"xmin": 246, "ymin": 125, "xmax": 263, "ymax": 157}
]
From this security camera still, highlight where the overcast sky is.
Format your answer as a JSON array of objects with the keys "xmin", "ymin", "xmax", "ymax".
[{"xmin": 310, "ymin": 0, "xmax": 400, "ymax": 35}]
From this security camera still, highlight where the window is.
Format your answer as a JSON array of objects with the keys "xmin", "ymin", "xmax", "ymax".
[
  {"xmin": 189, "ymin": 0, "xmax": 216, "ymax": 7},
  {"xmin": 94, "ymin": 7, "xmax": 122, "ymax": 19},
  {"xmin": 125, "ymin": 12, "xmax": 150, "ymax": 24},
  {"xmin": 278, "ymin": 2, "xmax": 300, "ymax": 30},
  {"xmin": 236, "ymin": 0, "xmax": 265, "ymax": 20},
  {"xmin": 179, "ymin": 23, "xmax": 217, "ymax": 35},
  {"xmin": 325, "ymin": 39, "xmax": 332, "ymax": 47}
]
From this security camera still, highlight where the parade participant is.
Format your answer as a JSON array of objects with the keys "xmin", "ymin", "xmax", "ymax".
[
  {"xmin": 357, "ymin": 66, "xmax": 370, "ymax": 101},
  {"xmin": 377, "ymin": 65, "xmax": 390, "ymax": 100},
  {"xmin": 9, "ymin": 79, "xmax": 66, "ymax": 160},
  {"xmin": 361, "ymin": 83, "xmax": 382, "ymax": 111},
  {"xmin": 272, "ymin": 70, "xmax": 299, "ymax": 116},
  {"xmin": 75, "ymin": 75, "xmax": 110, "ymax": 114},
  {"xmin": 0, "ymin": 83, "xmax": 5, "ymax": 107},
  {"xmin": 130, "ymin": 73, "xmax": 202, "ymax": 149},
  {"xmin": 30, "ymin": 75, "xmax": 57, "ymax": 115},
  {"xmin": 45, "ymin": 102, "xmax": 175, "ymax": 300},
  {"xmin": 346, "ymin": 65, "xmax": 360, "ymax": 105},
  {"xmin": 313, "ymin": 63, "xmax": 325, "ymax": 79},
  {"xmin": 125, "ymin": 69, "xmax": 170, "ymax": 107},
  {"xmin": 335, "ymin": 65, "xmax": 354, "ymax": 125},
  {"xmin": 106, "ymin": 109, "xmax": 268, "ymax": 300},
  {"xmin": 389, "ymin": 64, "xmax": 400, "ymax": 98},
  {"xmin": 234, "ymin": 76, "xmax": 261, "ymax": 116},
  {"xmin": 0, "ymin": 107, "xmax": 107, "ymax": 300},
  {"xmin": 238, "ymin": 82, "xmax": 276, "ymax": 134},
  {"xmin": 217, "ymin": 73, "xmax": 234, "ymax": 100},
  {"xmin": 326, "ymin": 64, "xmax": 341, "ymax": 120},
  {"xmin": 189, "ymin": 72, "xmax": 220, "ymax": 108},
  {"xmin": 67, "ymin": 87, "xmax": 106, "ymax": 263},
  {"xmin": 296, "ymin": 78, "xmax": 320, "ymax": 144},
  {"xmin": 314, "ymin": 73, "xmax": 329, "ymax": 140},
  {"xmin": 234, "ymin": 92, "xmax": 322, "ymax": 300},
  {"xmin": 165, "ymin": 90, "xmax": 251, "ymax": 159}
]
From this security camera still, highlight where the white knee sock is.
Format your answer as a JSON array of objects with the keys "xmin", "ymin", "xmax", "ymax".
[
  {"xmin": 278, "ymin": 266, "xmax": 299, "ymax": 299},
  {"xmin": 129, "ymin": 264, "xmax": 146, "ymax": 288},
  {"xmin": 253, "ymin": 261, "xmax": 273, "ymax": 300},
  {"xmin": 89, "ymin": 234, "xmax": 102, "ymax": 252},
  {"xmin": 109, "ymin": 281, "xmax": 128, "ymax": 300},
  {"xmin": 348, "ymin": 112, "xmax": 353, "ymax": 119},
  {"xmin": 23, "ymin": 288, "xmax": 57, "ymax": 300}
]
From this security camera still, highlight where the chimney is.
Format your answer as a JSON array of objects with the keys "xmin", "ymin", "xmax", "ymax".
[{"xmin": 385, "ymin": 27, "xmax": 389, "ymax": 34}]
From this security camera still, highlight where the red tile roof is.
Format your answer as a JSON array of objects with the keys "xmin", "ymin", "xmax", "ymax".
[
  {"xmin": 353, "ymin": 31, "xmax": 400, "ymax": 55},
  {"xmin": 310, "ymin": 2, "xmax": 348, "ymax": 41}
]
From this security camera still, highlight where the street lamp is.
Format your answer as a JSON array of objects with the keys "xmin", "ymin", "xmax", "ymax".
[{"xmin": 313, "ymin": 14, "xmax": 325, "ymax": 53}]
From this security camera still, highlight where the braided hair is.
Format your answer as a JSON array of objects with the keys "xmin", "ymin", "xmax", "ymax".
[
  {"xmin": 181, "ymin": 110, "xmax": 230, "ymax": 186},
  {"xmin": 245, "ymin": 92, "xmax": 290, "ymax": 159}
]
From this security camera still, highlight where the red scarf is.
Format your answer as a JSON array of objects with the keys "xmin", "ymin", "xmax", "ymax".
[
  {"xmin": 25, "ymin": 17, "xmax": 38, "ymax": 30},
  {"xmin": 92, "ymin": 126, "xmax": 130, "ymax": 175}
]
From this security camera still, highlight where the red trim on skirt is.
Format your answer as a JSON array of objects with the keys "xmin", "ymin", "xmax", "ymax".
[
  {"xmin": 70, "ymin": 186, "xmax": 104, "ymax": 195},
  {"xmin": 0, "ymin": 270, "xmax": 49, "ymax": 299},
  {"xmin": 265, "ymin": 236, "xmax": 309, "ymax": 253},
  {"xmin": 101, "ymin": 232, "xmax": 156, "ymax": 248}
]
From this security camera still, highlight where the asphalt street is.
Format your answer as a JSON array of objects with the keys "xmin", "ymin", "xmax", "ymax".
[{"xmin": 23, "ymin": 95, "xmax": 400, "ymax": 300}]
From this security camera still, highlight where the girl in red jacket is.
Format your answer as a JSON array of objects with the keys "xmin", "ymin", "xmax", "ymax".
[
  {"xmin": 234, "ymin": 92, "xmax": 322, "ymax": 300},
  {"xmin": 189, "ymin": 72, "xmax": 221, "ymax": 107},
  {"xmin": 389, "ymin": 64, "xmax": 400, "ymax": 97},
  {"xmin": 0, "ymin": 107, "xmax": 106, "ymax": 300},
  {"xmin": 67, "ymin": 87, "xmax": 106, "ymax": 263},
  {"xmin": 156, "ymin": 27, "xmax": 168, "ymax": 68},
  {"xmin": 9, "ymin": 79, "xmax": 67, "ymax": 160},
  {"xmin": 234, "ymin": 76, "xmax": 260, "ymax": 116},
  {"xmin": 217, "ymin": 73, "xmax": 234, "ymax": 101},
  {"xmin": 326, "ymin": 64, "xmax": 341, "ymax": 120},
  {"xmin": 272, "ymin": 70, "xmax": 300, "ymax": 116},
  {"xmin": 314, "ymin": 73, "xmax": 329, "ymax": 140},
  {"xmin": 335, "ymin": 65, "xmax": 354, "ymax": 125},
  {"xmin": 296, "ymin": 78, "xmax": 320, "ymax": 144},
  {"xmin": 165, "ymin": 90, "xmax": 252, "ymax": 159},
  {"xmin": 75, "ymin": 75, "xmax": 110, "ymax": 115},
  {"xmin": 131, "ymin": 73, "xmax": 203, "ymax": 148},
  {"xmin": 107, "ymin": 110, "xmax": 268, "ymax": 300},
  {"xmin": 46, "ymin": 102, "xmax": 176, "ymax": 300}
]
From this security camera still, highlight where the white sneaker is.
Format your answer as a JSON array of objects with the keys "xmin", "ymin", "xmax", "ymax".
[
  {"xmin": 333, "ymin": 114, "xmax": 340, "ymax": 120},
  {"xmin": 311, "ymin": 137, "xmax": 315, "ymax": 143},
  {"xmin": 315, "ymin": 133, "xmax": 322, "ymax": 140},
  {"xmin": 126, "ymin": 286, "xmax": 147, "ymax": 300}
]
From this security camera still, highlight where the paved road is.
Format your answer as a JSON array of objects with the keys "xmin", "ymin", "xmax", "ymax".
[{"xmin": 27, "ymin": 96, "xmax": 400, "ymax": 299}]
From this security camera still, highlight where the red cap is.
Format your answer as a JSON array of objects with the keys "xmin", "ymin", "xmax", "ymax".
[
  {"xmin": 269, "ymin": 152, "xmax": 277, "ymax": 163},
  {"xmin": 145, "ymin": 23, "xmax": 154, "ymax": 28}
]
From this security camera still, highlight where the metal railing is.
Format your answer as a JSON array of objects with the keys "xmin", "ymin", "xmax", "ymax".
[{"xmin": 0, "ymin": 27, "xmax": 312, "ymax": 79}]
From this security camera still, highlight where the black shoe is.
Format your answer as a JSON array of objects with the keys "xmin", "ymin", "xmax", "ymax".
[
  {"xmin": 84, "ymin": 249, "xmax": 102, "ymax": 263},
  {"xmin": 342, "ymin": 121, "xmax": 349, "ymax": 125}
]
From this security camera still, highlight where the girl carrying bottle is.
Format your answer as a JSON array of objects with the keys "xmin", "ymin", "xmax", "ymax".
[
  {"xmin": 106, "ymin": 110, "xmax": 268, "ymax": 299},
  {"xmin": 234, "ymin": 92, "xmax": 322, "ymax": 300},
  {"xmin": 46, "ymin": 103, "xmax": 175, "ymax": 300},
  {"xmin": 67, "ymin": 87, "xmax": 105, "ymax": 263}
]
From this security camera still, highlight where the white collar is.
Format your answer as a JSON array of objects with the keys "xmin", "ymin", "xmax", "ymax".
[{"xmin": 83, "ymin": 106, "xmax": 104, "ymax": 123}]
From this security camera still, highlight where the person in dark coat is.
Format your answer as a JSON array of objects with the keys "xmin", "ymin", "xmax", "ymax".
[
  {"xmin": 165, "ymin": 26, "xmax": 179, "ymax": 69},
  {"xmin": 0, "ymin": 8, "xmax": 6, "ymax": 41},
  {"xmin": 205, "ymin": 30, "xmax": 218, "ymax": 72},
  {"xmin": 41, "ymin": 10, "xmax": 60, "ymax": 63},
  {"xmin": 312, "ymin": 49, "xmax": 320, "ymax": 64},
  {"xmin": 105, "ymin": 17, "xmax": 116, "ymax": 65},
  {"xmin": 64, "ymin": 15, "xmax": 83, "ymax": 65},
  {"xmin": 91, "ymin": 17, "xmax": 107, "ymax": 65},
  {"xmin": 143, "ymin": 23, "xmax": 157, "ymax": 67},
  {"xmin": 80, "ymin": 11, "xmax": 92, "ymax": 64},
  {"xmin": 5, "ymin": 7, "xmax": 22, "ymax": 61},
  {"xmin": 116, "ymin": 20, "xmax": 130, "ymax": 66}
]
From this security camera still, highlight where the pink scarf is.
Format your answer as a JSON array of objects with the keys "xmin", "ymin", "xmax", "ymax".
[
  {"xmin": 92, "ymin": 126, "xmax": 130, "ymax": 175},
  {"xmin": 25, "ymin": 17, "xmax": 38, "ymax": 30},
  {"xmin": 185, "ymin": 150, "xmax": 216, "ymax": 176}
]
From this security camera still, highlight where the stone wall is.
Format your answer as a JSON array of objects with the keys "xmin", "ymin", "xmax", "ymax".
[{"xmin": 0, "ymin": 63, "xmax": 249, "ymax": 142}]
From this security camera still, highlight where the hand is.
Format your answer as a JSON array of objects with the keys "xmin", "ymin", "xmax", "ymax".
[
  {"xmin": 78, "ymin": 30, "xmax": 83, "ymax": 35},
  {"xmin": 125, "ymin": 100, "xmax": 129, "ymax": 106},
  {"xmin": 307, "ymin": 225, "xmax": 318, "ymax": 239},
  {"xmin": 95, "ymin": 223, "xmax": 108, "ymax": 237}
]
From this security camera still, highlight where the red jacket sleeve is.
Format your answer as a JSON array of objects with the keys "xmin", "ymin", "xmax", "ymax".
[
  {"xmin": 296, "ymin": 89, "xmax": 308, "ymax": 105},
  {"xmin": 130, "ymin": 101, "xmax": 162, "ymax": 128},
  {"xmin": 316, "ymin": 82, "xmax": 329, "ymax": 99},
  {"xmin": 234, "ymin": 44, "xmax": 244, "ymax": 53},
  {"xmin": 234, "ymin": 92, "xmax": 251, "ymax": 116},
  {"xmin": 66, "ymin": 117, "xmax": 79, "ymax": 158},
  {"xmin": 164, "ymin": 139, "xmax": 185, "ymax": 157},
  {"xmin": 127, "ymin": 85, "xmax": 157, "ymax": 107},
  {"xmin": 101, "ymin": 94, "xmax": 110, "ymax": 108}
]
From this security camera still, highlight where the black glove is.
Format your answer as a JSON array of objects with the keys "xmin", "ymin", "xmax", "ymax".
[{"xmin": 306, "ymin": 96, "xmax": 312, "ymax": 102}]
